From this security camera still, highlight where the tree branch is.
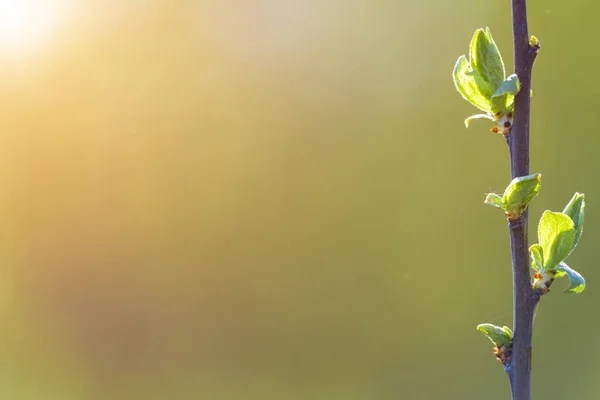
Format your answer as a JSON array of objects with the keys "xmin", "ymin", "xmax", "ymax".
[
  {"xmin": 506, "ymin": 1, "xmax": 540, "ymax": 399},
  {"xmin": 506, "ymin": 217, "xmax": 540, "ymax": 400}
]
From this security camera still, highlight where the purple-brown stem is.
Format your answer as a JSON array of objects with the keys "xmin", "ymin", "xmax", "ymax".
[{"xmin": 505, "ymin": 0, "xmax": 540, "ymax": 399}]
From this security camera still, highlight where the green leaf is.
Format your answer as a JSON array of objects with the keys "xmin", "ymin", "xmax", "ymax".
[
  {"xmin": 453, "ymin": 56, "xmax": 494, "ymax": 113},
  {"xmin": 477, "ymin": 323, "xmax": 513, "ymax": 347},
  {"xmin": 469, "ymin": 28, "xmax": 505, "ymax": 93},
  {"xmin": 529, "ymin": 244, "xmax": 543, "ymax": 271},
  {"xmin": 491, "ymin": 74, "xmax": 520, "ymax": 112},
  {"xmin": 465, "ymin": 113, "xmax": 495, "ymax": 127},
  {"xmin": 502, "ymin": 173, "xmax": 541, "ymax": 218},
  {"xmin": 538, "ymin": 211, "xmax": 575, "ymax": 269},
  {"xmin": 484, "ymin": 193, "xmax": 504, "ymax": 209},
  {"xmin": 563, "ymin": 193, "xmax": 585, "ymax": 252},
  {"xmin": 555, "ymin": 262, "xmax": 585, "ymax": 294}
]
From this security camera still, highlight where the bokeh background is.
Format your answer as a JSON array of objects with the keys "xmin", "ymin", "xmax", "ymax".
[{"xmin": 0, "ymin": 1, "xmax": 598, "ymax": 399}]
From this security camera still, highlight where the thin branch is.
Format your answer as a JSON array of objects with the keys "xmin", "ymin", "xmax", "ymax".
[
  {"xmin": 510, "ymin": 0, "xmax": 537, "ymax": 178},
  {"xmin": 506, "ymin": 0, "xmax": 540, "ymax": 399},
  {"xmin": 506, "ymin": 217, "xmax": 540, "ymax": 400}
]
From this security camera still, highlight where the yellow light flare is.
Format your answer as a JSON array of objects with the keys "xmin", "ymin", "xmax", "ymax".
[{"xmin": 0, "ymin": 0, "xmax": 63, "ymax": 53}]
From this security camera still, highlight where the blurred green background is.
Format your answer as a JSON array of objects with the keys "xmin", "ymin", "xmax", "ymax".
[{"xmin": 0, "ymin": 1, "xmax": 598, "ymax": 399}]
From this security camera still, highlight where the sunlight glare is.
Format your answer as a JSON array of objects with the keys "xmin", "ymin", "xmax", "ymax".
[{"xmin": 0, "ymin": 0, "xmax": 62, "ymax": 52}]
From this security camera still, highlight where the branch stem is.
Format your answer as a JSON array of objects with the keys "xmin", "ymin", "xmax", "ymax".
[
  {"xmin": 506, "ymin": 0, "xmax": 540, "ymax": 399},
  {"xmin": 506, "ymin": 217, "xmax": 540, "ymax": 400}
]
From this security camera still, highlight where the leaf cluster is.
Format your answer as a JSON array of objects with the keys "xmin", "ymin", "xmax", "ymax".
[
  {"xmin": 453, "ymin": 28, "xmax": 521, "ymax": 132},
  {"xmin": 530, "ymin": 193, "xmax": 586, "ymax": 293}
]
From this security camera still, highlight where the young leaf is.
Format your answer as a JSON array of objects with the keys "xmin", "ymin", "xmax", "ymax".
[
  {"xmin": 563, "ymin": 193, "xmax": 585, "ymax": 251},
  {"xmin": 502, "ymin": 173, "xmax": 541, "ymax": 219},
  {"xmin": 477, "ymin": 323, "xmax": 513, "ymax": 347},
  {"xmin": 453, "ymin": 56, "xmax": 494, "ymax": 113},
  {"xmin": 538, "ymin": 211, "xmax": 575, "ymax": 269},
  {"xmin": 529, "ymin": 244, "xmax": 543, "ymax": 272},
  {"xmin": 492, "ymin": 74, "xmax": 521, "ymax": 99},
  {"xmin": 491, "ymin": 74, "xmax": 521, "ymax": 112},
  {"xmin": 484, "ymin": 193, "xmax": 504, "ymax": 209},
  {"xmin": 469, "ymin": 28, "xmax": 505, "ymax": 92},
  {"xmin": 465, "ymin": 113, "xmax": 495, "ymax": 127},
  {"xmin": 555, "ymin": 262, "xmax": 586, "ymax": 294}
]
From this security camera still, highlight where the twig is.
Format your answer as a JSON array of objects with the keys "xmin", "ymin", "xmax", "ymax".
[{"xmin": 506, "ymin": 0, "xmax": 540, "ymax": 399}]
